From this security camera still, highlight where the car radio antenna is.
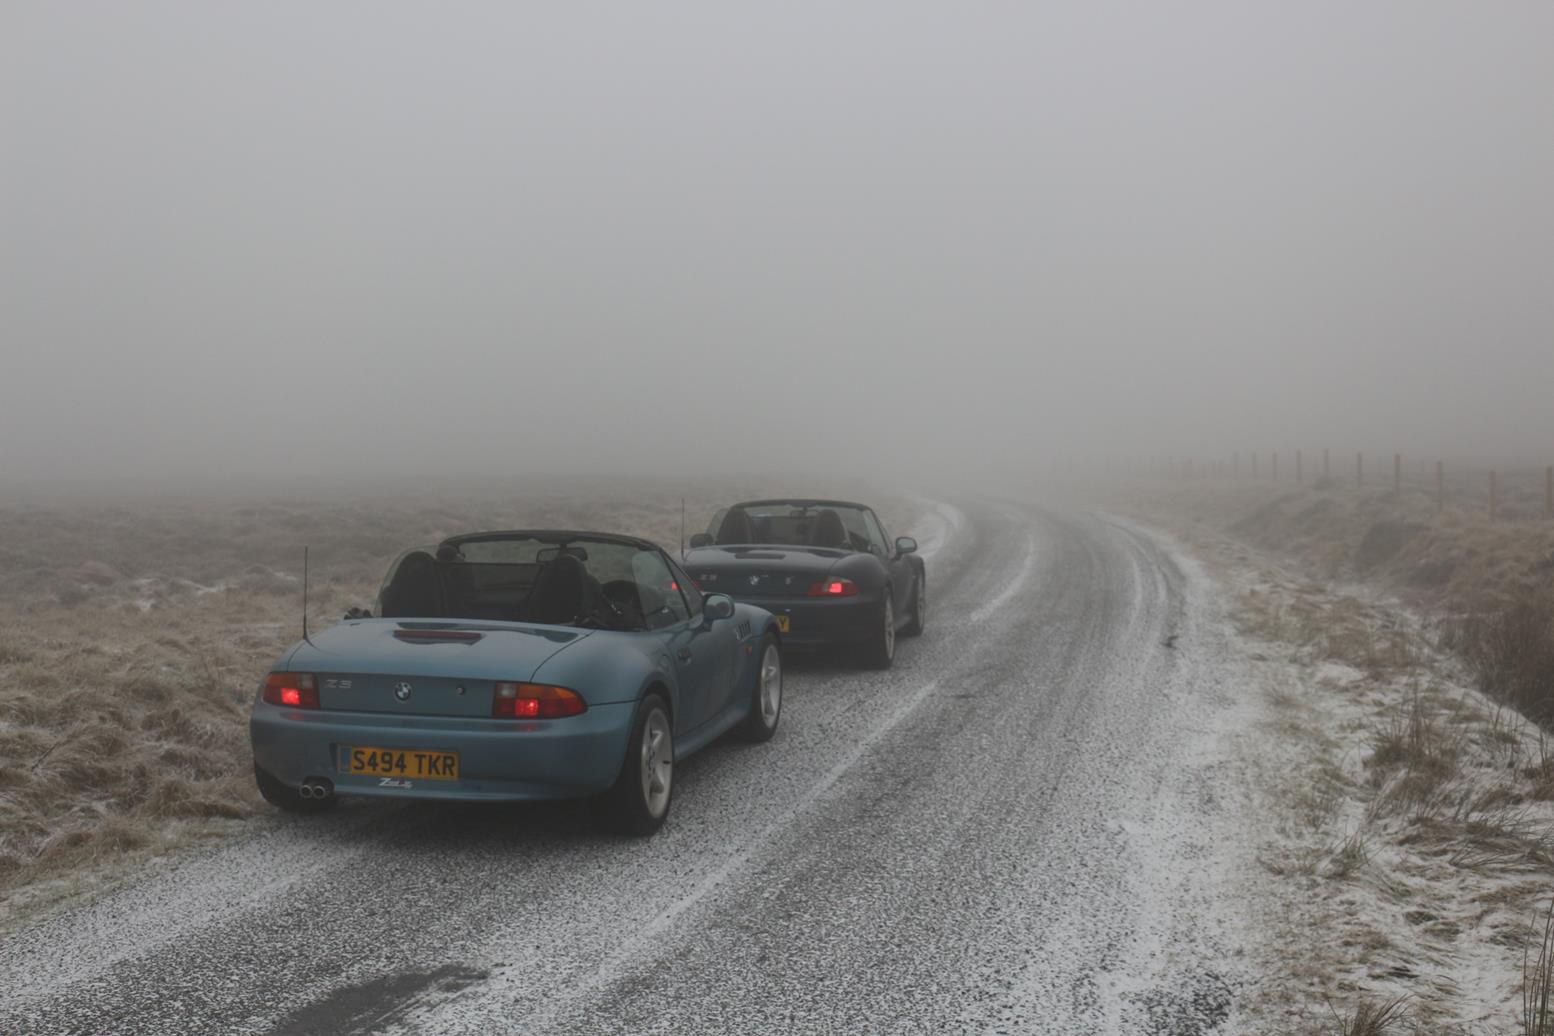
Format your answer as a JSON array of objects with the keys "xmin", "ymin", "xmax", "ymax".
[{"xmin": 302, "ymin": 546, "xmax": 314, "ymax": 645}]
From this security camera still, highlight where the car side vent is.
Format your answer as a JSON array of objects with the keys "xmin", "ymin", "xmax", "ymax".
[{"xmin": 737, "ymin": 619, "xmax": 752, "ymax": 638}]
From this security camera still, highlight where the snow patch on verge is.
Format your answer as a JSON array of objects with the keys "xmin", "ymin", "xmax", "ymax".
[{"xmin": 1158, "ymin": 517, "xmax": 1544, "ymax": 1031}]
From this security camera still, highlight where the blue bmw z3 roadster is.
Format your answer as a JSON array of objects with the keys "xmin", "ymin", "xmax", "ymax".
[{"xmin": 249, "ymin": 530, "xmax": 783, "ymax": 835}]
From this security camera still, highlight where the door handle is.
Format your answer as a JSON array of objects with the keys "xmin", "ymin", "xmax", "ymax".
[{"xmin": 677, "ymin": 647, "xmax": 693, "ymax": 663}]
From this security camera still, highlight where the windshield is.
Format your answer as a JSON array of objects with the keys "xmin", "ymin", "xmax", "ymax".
[
  {"xmin": 375, "ymin": 536, "xmax": 693, "ymax": 631},
  {"xmin": 715, "ymin": 503, "xmax": 882, "ymax": 554}
]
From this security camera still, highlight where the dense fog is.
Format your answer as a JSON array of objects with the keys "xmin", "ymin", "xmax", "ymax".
[{"xmin": 4, "ymin": 1, "xmax": 1552, "ymax": 497}]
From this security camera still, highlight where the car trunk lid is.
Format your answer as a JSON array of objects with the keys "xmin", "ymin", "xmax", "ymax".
[
  {"xmin": 684, "ymin": 545, "xmax": 844, "ymax": 597},
  {"xmin": 286, "ymin": 619, "xmax": 591, "ymax": 717}
]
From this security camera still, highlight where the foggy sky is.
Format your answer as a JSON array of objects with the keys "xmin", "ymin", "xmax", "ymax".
[{"xmin": 4, "ymin": 2, "xmax": 1553, "ymax": 495}]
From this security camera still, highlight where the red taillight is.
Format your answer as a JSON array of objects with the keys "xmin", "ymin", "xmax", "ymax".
[
  {"xmin": 492, "ymin": 682, "xmax": 587, "ymax": 719},
  {"xmin": 807, "ymin": 578, "xmax": 859, "ymax": 597},
  {"xmin": 263, "ymin": 672, "xmax": 319, "ymax": 709}
]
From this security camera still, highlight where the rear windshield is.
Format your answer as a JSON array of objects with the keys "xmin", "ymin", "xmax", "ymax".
[
  {"xmin": 375, "ymin": 537, "xmax": 691, "ymax": 630},
  {"xmin": 721, "ymin": 504, "xmax": 878, "ymax": 553}
]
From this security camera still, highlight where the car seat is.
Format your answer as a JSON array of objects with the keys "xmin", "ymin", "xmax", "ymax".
[
  {"xmin": 380, "ymin": 551, "xmax": 442, "ymax": 617},
  {"xmin": 520, "ymin": 554, "xmax": 592, "ymax": 625},
  {"xmin": 716, "ymin": 508, "xmax": 755, "ymax": 545},
  {"xmin": 809, "ymin": 509, "xmax": 848, "ymax": 549}
]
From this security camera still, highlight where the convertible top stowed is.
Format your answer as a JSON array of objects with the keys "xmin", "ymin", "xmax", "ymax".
[
  {"xmin": 439, "ymin": 529, "xmax": 661, "ymax": 551},
  {"xmin": 730, "ymin": 499, "xmax": 869, "ymax": 511}
]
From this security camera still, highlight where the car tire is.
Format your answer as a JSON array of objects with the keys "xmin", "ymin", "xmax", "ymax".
[
  {"xmin": 595, "ymin": 693, "xmax": 674, "ymax": 836},
  {"xmin": 858, "ymin": 592, "xmax": 896, "ymax": 670},
  {"xmin": 901, "ymin": 573, "xmax": 926, "ymax": 637},
  {"xmin": 254, "ymin": 764, "xmax": 335, "ymax": 815},
  {"xmin": 737, "ymin": 633, "xmax": 782, "ymax": 743}
]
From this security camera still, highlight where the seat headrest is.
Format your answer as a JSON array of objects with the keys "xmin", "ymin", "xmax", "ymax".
[
  {"xmin": 716, "ymin": 508, "xmax": 755, "ymax": 545},
  {"xmin": 523, "ymin": 554, "xmax": 590, "ymax": 625},
  {"xmin": 809, "ymin": 509, "xmax": 848, "ymax": 549},
  {"xmin": 381, "ymin": 551, "xmax": 441, "ymax": 618}
]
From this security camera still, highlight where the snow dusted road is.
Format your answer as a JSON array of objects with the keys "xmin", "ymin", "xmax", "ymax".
[{"xmin": 0, "ymin": 501, "xmax": 1263, "ymax": 1035}]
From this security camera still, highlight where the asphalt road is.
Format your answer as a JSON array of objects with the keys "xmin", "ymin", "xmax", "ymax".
[{"xmin": 0, "ymin": 501, "xmax": 1258, "ymax": 1035}]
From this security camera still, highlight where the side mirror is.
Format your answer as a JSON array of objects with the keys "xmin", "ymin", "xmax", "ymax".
[
  {"xmin": 702, "ymin": 592, "xmax": 735, "ymax": 621},
  {"xmin": 688, "ymin": 532, "xmax": 713, "ymax": 548},
  {"xmin": 894, "ymin": 536, "xmax": 918, "ymax": 556}
]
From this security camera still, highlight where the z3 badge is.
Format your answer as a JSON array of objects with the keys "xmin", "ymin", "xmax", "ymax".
[{"xmin": 379, "ymin": 777, "xmax": 413, "ymax": 789}]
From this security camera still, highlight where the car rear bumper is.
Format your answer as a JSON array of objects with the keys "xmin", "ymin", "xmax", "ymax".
[
  {"xmin": 249, "ymin": 699, "xmax": 636, "ymax": 801},
  {"xmin": 744, "ymin": 595, "xmax": 880, "ymax": 648}
]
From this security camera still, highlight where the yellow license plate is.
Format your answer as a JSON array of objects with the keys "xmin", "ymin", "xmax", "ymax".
[
  {"xmin": 342, "ymin": 746, "xmax": 459, "ymax": 780},
  {"xmin": 776, "ymin": 614, "xmax": 791, "ymax": 633}
]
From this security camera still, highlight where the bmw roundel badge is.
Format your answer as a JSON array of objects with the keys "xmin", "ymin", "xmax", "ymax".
[{"xmin": 393, "ymin": 681, "xmax": 413, "ymax": 701}]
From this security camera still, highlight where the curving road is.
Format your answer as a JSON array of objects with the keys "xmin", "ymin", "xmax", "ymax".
[{"xmin": 0, "ymin": 501, "xmax": 1260, "ymax": 1035}]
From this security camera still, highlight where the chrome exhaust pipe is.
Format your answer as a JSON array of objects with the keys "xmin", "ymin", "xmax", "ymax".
[{"xmin": 300, "ymin": 778, "xmax": 333, "ymax": 800}]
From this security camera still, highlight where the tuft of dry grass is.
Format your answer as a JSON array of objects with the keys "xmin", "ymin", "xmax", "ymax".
[
  {"xmin": 1448, "ymin": 587, "xmax": 1554, "ymax": 728},
  {"xmin": 1527, "ymin": 898, "xmax": 1554, "ymax": 1035},
  {"xmin": 1323, "ymin": 831, "xmax": 1371, "ymax": 880},
  {"xmin": 1368, "ymin": 691, "xmax": 1460, "ymax": 810},
  {"xmin": 1326, "ymin": 997, "xmax": 1409, "ymax": 1036}
]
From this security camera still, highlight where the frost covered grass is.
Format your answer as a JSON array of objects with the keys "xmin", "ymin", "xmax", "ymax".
[
  {"xmin": 1122, "ymin": 479, "xmax": 1554, "ymax": 722},
  {"xmin": 0, "ymin": 479, "xmax": 924, "ymax": 918},
  {"xmin": 0, "ymin": 599, "xmax": 311, "ymax": 917},
  {"xmin": 1104, "ymin": 478, "xmax": 1554, "ymax": 1029},
  {"xmin": 1122, "ymin": 509, "xmax": 1551, "ymax": 1032},
  {"xmin": 1258, "ymin": 587, "xmax": 1554, "ymax": 1030}
]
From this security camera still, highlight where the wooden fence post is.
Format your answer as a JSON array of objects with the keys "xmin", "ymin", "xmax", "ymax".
[
  {"xmin": 1490, "ymin": 470, "xmax": 1498, "ymax": 521},
  {"xmin": 1394, "ymin": 453, "xmax": 1401, "ymax": 495},
  {"xmin": 1436, "ymin": 460, "xmax": 1445, "ymax": 512}
]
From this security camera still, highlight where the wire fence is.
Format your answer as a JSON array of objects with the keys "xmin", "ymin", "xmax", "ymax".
[{"xmin": 1147, "ymin": 451, "xmax": 1554, "ymax": 522}]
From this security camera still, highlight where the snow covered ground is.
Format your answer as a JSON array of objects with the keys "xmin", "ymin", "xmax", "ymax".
[
  {"xmin": 10, "ymin": 493, "xmax": 1526, "ymax": 1033},
  {"xmin": 0, "ymin": 500, "xmax": 1287, "ymax": 1035},
  {"xmin": 1144, "ymin": 511, "xmax": 1547, "ymax": 1032}
]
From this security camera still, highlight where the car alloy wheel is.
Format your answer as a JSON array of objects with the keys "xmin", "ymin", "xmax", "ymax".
[
  {"xmin": 759, "ymin": 642, "xmax": 782, "ymax": 726},
  {"xmin": 739, "ymin": 633, "xmax": 784, "ymax": 742},
  {"xmin": 883, "ymin": 595, "xmax": 895, "ymax": 660},
  {"xmin": 640, "ymin": 706, "xmax": 673, "ymax": 819}
]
